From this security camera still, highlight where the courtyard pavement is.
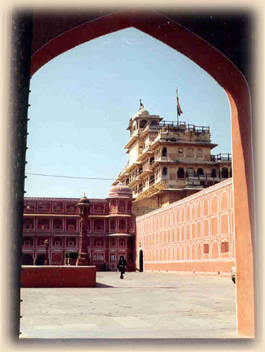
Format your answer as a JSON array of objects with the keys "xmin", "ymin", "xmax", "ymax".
[{"xmin": 18, "ymin": 271, "xmax": 241, "ymax": 343}]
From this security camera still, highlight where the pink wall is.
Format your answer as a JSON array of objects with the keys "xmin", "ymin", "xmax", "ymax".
[
  {"xmin": 21, "ymin": 265, "xmax": 96, "ymax": 287},
  {"xmin": 136, "ymin": 179, "xmax": 235, "ymax": 275}
]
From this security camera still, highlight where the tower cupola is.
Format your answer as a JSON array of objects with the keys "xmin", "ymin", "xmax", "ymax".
[{"xmin": 76, "ymin": 194, "xmax": 91, "ymax": 217}]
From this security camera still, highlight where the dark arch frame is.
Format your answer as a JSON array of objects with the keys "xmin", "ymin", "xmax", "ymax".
[{"xmin": 11, "ymin": 8, "xmax": 255, "ymax": 338}]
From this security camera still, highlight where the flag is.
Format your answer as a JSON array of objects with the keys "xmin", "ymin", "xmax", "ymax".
[{"xmin": 176, "ymin": 89, "xmax": 183, "ymax": 115}]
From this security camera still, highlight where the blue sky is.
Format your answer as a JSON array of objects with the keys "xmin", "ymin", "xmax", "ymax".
[{"xmin": 25, "ymin": 27, "xmax": 231, "ymax": 199}]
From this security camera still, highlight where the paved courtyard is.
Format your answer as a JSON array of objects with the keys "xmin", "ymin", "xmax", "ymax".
[{"xmin": 20, "ymin": 271, "xmax": 238, "ymax": 341}]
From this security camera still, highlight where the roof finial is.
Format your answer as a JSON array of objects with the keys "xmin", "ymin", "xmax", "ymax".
[
  {"xmin": 139, "ymin": 99, "xmax": 144, "ymax": 110},
  {"xmin": 84, "ymin": 192, "xmax": 86, "ymax": 197}
]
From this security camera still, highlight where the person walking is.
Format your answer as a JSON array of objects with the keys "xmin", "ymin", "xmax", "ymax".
[{"xmin": 118, "ymin": 256, "xmax": 127, "ymax": 279}]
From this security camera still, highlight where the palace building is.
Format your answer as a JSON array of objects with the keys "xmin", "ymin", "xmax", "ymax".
[
  {"xmin": 22, "ymin": 102, "xmax": 234, "ymax": 274},
  {"xmin": 22, "ymin": 184, "xmax": 136, "ymax": 271},
  {"xmin": 113, "ymin": 103, "xmax": 232, "ymax": 216}
]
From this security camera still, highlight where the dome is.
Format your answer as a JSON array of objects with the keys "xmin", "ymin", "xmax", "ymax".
[
  {"xmin": 132, "ymin": 107, "xmax": 150, "ymax": 120},
  {"xmin": 108, "ymin": 183, "xmax": 133, "ymax": 199},
  {"xmin": 77, "ymin": 195, "xmax": 90, "ymax": 206}
]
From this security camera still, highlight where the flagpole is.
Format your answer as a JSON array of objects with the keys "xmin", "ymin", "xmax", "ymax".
[{"xmin": 176, "ymin": 88, "xmax": 179, "ymax": 126}]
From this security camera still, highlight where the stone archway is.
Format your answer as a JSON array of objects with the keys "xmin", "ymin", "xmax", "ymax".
[{"xmin": 12, "ymin": 8, "xmax": 255, "ymax": 337}]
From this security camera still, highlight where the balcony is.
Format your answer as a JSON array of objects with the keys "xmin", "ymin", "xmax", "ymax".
[
  {"xmin": 159, "ymin": 121, "xmax": 210, "ymax": 134},
  {"xmin": 211, "ymin": 153, "xmax": 232, "ymax": 161},
  {"xmin": 149, "ymin": 178, "xmax": 155, "ymax": 186}
]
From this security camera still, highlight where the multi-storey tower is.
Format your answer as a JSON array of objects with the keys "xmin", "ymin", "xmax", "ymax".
[{"xmin": 113, "ymin": 103, "xmax": 232, "ymax": 216}]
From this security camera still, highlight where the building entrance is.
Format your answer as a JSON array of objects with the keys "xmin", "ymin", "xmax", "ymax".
[{"xmin": 139, "ymin": 250, "xmax": 143, "ymax": 272}]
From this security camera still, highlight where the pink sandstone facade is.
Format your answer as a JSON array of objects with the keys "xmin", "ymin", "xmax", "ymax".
[
  {"xmin": 135, "ymin": 178, "xmax": 234, "ymax": 274},
  {"xmin": 22, "ymin": 184, "xmax": 136, "ymax": 271},
  {"xmin": 23, "ymin": 178, "xmax": 234, "ymax": 275}
]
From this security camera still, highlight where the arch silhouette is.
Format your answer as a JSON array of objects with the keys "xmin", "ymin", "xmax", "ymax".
[{"xmin": 30, "ymin": 8, "xmax": 255, "ymax": 336}]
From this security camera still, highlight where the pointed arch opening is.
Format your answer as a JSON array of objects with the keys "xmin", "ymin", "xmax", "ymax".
[{"xmin": 28, "ymin": 8, "xmax": 255, "ymax": 337}]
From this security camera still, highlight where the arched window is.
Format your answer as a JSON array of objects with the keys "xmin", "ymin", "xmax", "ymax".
[
  {"xmin": 119, "ymin": 220, "xmax": 126, "ymax": 230},
  {"xmin": 221, "ymin": 167, "xmax": 229, "ymax": 178},
  {"xmin": 177, "ymin": 168, "xmax": 184, "ymax": 179},
  {"xmin": 211, "ymin": 169, "xmax": 217, "ymax": 178},
  {"xmin": 162, "ymin": 167, "xmax": 168, "ymax": 176},
  {"xmin": 110, "ymin": 219, "xmax": 116, "ymax": 230},
  {"xmin": 119, "ymin": 200, "xmax": 125, "ymax": 211},
  {"xmin": 162, "ymin": 147, "xmax": 167, "ymax": 157},
  {"xmin": 204, "ymin": 243, "xmax": 209, "ymax": 254},
  {"xmin": 150, "ymin": 175, "xmax": 155, "ymax": 185},
  {"xmin": 150, "ymin": 157, "xmax": 154, "ymax": 165},
  {"xmin": 140, "ymin": 120, "xmax": 147, "ymax": 128},
  {"xmin": 127, "ymin": 201, "xmax": 132, "ymax": 212},
  {"xmin": 197, "ymin": 168, "xmax": 204, "ymax": 176},
  {"xmin": 221, "ymin": 241, "xmax": 229, "ymax": 253}
]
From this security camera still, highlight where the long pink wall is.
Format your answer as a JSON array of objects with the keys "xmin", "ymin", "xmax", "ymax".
[
  {"xmin": 21, "ymin": 265, "xmax": 96, "ymax": 287},
  {"xmin": 136, "ymin": 179, "xmax": 235, "ymax": 275}
]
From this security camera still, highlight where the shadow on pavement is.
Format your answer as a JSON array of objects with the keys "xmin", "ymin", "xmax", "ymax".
[{"xmin": 96, "ymin": 282, "xmax": 115, "ymax": 288}]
